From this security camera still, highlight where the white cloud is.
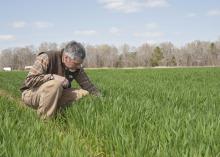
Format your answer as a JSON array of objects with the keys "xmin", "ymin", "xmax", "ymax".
[
  {"xmin": 109, "ymin": 27, "xmax": 120, "ymax": 35},
  {"xmin": 11, "ymin": 21, "xmax": 26, "ymax": 28},
  {"xmin": 10, "ymin": 21, "xmax": 54, "ymax": 29},
  {"xmin": 98, "ymin": 0, "xmax": 169, "ymax": 13},
  {"xmin": 134, "ymin": 31, "xmax": 164, "ymax": 38},
  {"xmin": 74, "ymin": 30, "xmax": 97, "ymax": 36},
  {"xmin": 34, "ymin": 22, "xmax": 54, "ymax": 28},
  {"xmin": 185, "ymin": 13, "xmax": 197, "ymax": 18},
  {"xmin": 207, "ymin": 9, "xmax": 220, "ymax": 16},
  {"xmin": 0, "ymin": 35, "xmax": 16, "ymax": 41},
  {"xmin": 145, "ymin": 22, "xmax": 159, "ymax": 29}
]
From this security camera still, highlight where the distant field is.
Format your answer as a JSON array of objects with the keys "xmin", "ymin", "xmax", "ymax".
[{"xmin": 0, "ymin": 68, "xmax": 220, "ymax": 157}]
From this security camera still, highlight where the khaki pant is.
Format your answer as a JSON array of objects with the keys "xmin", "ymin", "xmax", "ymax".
[{"xmin": 21, "ymin": 80, "xmax": 89, "ymax": 119}]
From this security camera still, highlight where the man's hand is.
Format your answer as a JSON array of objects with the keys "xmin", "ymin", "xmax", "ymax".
[
  {"xmin": 91, "ymin": 90, "xmax": 102, "ymax": 97},
  {"xmin": 53, "ymin": 74, "xmax": 69, "ymax": 88}
]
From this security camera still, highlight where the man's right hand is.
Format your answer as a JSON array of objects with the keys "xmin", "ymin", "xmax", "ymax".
[{"xmin": 53, "ymin": 74, "xmax": 69, "ymax": 88}]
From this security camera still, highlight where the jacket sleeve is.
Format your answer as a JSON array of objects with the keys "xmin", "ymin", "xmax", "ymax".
[
  {"xmin": 24, "ymin": 53, "xmax": 53, "ymax": 88},
  {"xmin": 74, "ymin": 68, "xmax": 101, "ymax": 96}
]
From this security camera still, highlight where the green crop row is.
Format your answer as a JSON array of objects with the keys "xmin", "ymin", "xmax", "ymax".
[{"xmin": 0, "ymin": 68, "xmax": 219, "ymax": 157}]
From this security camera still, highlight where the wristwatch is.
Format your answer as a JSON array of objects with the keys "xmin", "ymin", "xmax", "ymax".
[{"xmin": 49, "ymin": 74, "xmax": 54, "ymax": 80}]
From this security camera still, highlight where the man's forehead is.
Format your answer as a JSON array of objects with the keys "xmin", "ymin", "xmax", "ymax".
[
  {"xmin": 68, "ymin": 56, "xmax": 82, "ymax": 64},
  {"xmin": 64, "ymin": 52, "xmax": 83, "ymax": 63}
]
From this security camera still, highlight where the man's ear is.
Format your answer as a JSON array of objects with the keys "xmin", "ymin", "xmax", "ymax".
[
  {"xmin": 63, "ymin": 55, "xmax": 68, "ymax": 61},
  {"xmin": 62, "ymin": 54, "xmax": 68, "ymax": 64}
]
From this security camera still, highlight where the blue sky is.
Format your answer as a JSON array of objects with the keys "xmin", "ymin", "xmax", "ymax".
[{"xmin": 0, "ymin": 0, "xmax": 219, "ymax": 49}]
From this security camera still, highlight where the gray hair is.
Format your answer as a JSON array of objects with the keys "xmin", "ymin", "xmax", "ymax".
[{"xmin": 64, "ymin": 41, "xmax": 86, "ymax": 62}]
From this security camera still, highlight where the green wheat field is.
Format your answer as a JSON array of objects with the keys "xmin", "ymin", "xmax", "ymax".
[{"xmin": 0, "ymin": 68, "xmax": 219, "ymax": 157}]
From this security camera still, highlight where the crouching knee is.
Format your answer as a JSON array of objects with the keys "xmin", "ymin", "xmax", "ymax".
[{"xmin": 40, "ymin": 80, "xmax": 63, "ymax": 93}]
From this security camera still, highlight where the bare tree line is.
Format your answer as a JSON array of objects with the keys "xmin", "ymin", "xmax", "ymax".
[{"xmin": 0, "ymin": 40, "xmax": 220, "ymax": 70}]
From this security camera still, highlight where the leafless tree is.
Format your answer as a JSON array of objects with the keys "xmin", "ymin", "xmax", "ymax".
[{"xmin": 1, "ymin": 40, "xmax": 220, "ymax": 70}]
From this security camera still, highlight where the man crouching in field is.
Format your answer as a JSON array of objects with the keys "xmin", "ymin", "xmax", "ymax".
[{"xmin": 20, "ymin": 41, "xmax": 100, "ymax": 119}]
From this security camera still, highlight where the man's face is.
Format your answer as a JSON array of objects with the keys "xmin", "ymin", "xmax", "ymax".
[{"xmin": 63, "ymin": 53, "xmax": 82, "ymax": 70}]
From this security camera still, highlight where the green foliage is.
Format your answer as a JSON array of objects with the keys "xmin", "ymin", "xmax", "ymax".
[
  {"xmin": 0, "ymin": 68, "xmax": 220, "ymax": 156},
  {"xmin": 150, "ymin": 47, "xmax": 164, "ymax": 67},
  {"xmin": 209, "ymin": 43, "xmax": 218, "ymax": 66},
  {"xmin": 167, "ymin": 56, "xmax": 177, "ymax": 66},
  {"xmin": 210, "ymin": 43, "xmax": 216, "ymax": 55},
  {"xmin": 115, "ymin": 55, "xmax": 123, "ymax": 67}
]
